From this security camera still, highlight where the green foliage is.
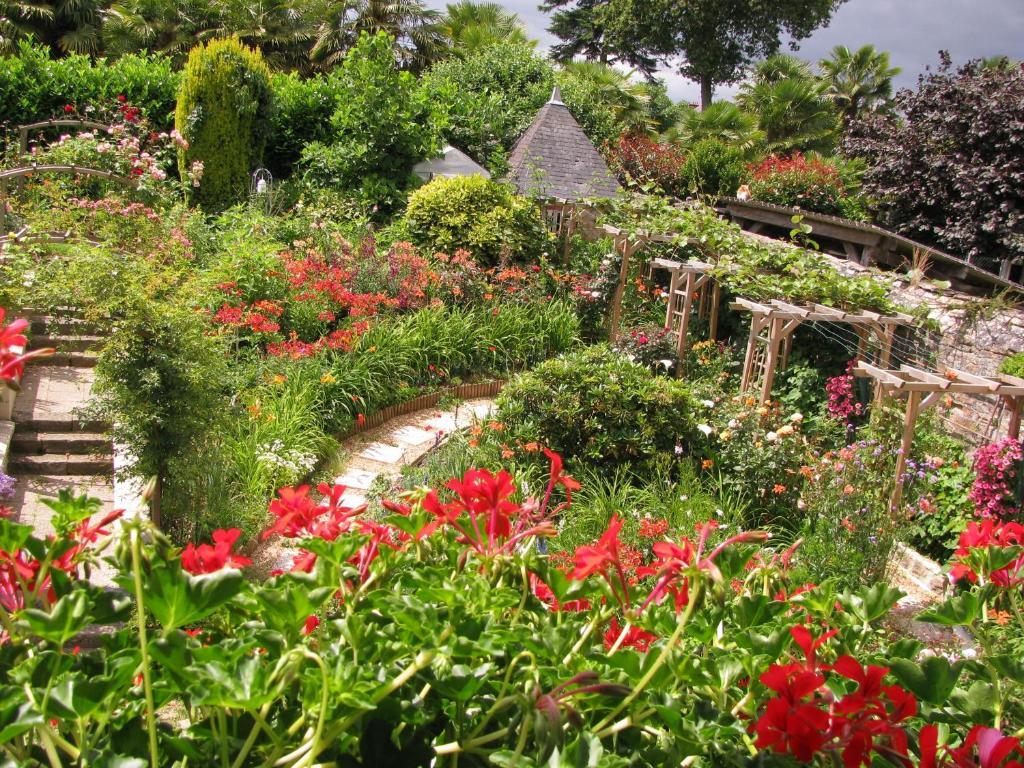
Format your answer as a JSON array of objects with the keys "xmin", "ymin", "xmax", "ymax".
[
  {"xmin": 265, "ymin": 71, "xmax": 338, "ymax": 178},
  {"xmin": 1001, "ymin": 352, "xmax": 1024, "ymax": 379},
  {"xmin": 820, "ymin": 44, "xmax": 900, "ymax": 123},
  {"xmin": 404, "ymin": 175, "xmax": 550, "ymax": 265},
  {"xmin": 603, "ymin": 196, "xmax": 896, "ymax": 312},
  {"xmin": 905, "ymin": 463, "xmax": 974, "ymax": 561},
  {"xmin": 670, "ymin": 101, "xmax": 763, "ymax": 153},
  {"xmin": 493, "ymin": 345, "xmax": 695, "ymax": 475},
  {"xmin": 0, "ymin": 41, "xmax": 180, "ymax": 131},
  {"xmin": 175, "ymin": 37, "xmax": 273, "ymax": 212},
  {"xmin": 682, "ymin": 138, "xmax": 746, "ymax": 197},
  {"xmin": 299, "ymin": 32, "xmax": 445, "ymax": 214}
]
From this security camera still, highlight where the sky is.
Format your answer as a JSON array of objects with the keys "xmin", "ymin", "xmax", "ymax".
[{"xmin": 425, "ymin": 0, "xmax": 1024, "ymax": 103}]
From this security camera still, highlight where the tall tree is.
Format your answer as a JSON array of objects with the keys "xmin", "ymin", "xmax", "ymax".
[
  {"xmin": 440, "ymin": 1, "xmax": 532, "ymax": 56},
  {"xmin": 310, "ymin": 0, "xmax": 444, "ymax": 71},
  {"xmin": 2, "ymin": 0, "xmax": 104, "ymax": 55},
  {"xmin": 820, "ymin": 44, "xmax": 900, "ymax": 122},
  {"xmin": 669, "ymin": 101, "xmax": 763, "ymax": 152},
  {"xmin": 541, "ymin": 0, "xmax": 657, "ymax": 75},
  {"xmin": 737, "ymin": 54, "xmax": 839, "ymax": 154},
  {"xmin": 597, "ymin": 0, "xmax": 848, "ymax": 108}
]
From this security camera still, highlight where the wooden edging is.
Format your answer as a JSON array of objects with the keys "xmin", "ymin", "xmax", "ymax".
[{"xmin": 334, "ymin": 380, "xmax": 505, "ymax": 441}]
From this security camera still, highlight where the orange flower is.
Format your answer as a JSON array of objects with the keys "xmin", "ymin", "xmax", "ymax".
[
  {"xmin": 470, "ymin": 425, "xmax": 483, "ymax": 436},
  {"xmin": 357, "ymin": 413, "xmax": 366, "ymax": 427},
  {"xmin": 468, "ymin": 438, "xmax": 479, "ymax": 447},
  {"xmin": 501, "ymin": 445, "xmax": 514, "ymax": 459},
  {"xmin": 524, "ymin": 441, "xmax": 540, "ymax": 453},
  {"xmin": 993, "ymin": 610, "xmax": 1012, "ymax": 626},
  {"xmin": 843, "ymin": 484, "xmax": 855, "ymax": 495},
  {"xmin": 772, "ymin": 484, "xmax": 786, "ymax": 494},
  {"xmin": 701, "ymin": 459, "xmax": 714, "ymax": 470},
  {"xmin": 842, "ymin": 517, "xmax": 856, "ymax": 532},
  {"xmin": 487, "ymin": 421, "xmax": 505, "ymax": 431}
]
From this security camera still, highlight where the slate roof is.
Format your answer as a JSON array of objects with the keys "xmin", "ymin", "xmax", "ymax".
[
  {"xmin": 413, "ymin": 145, "xmax": 491, "ymax": 180},
  {"xmin": 506, "ymin": 88, "xmax": 621, "ymax": 201}
]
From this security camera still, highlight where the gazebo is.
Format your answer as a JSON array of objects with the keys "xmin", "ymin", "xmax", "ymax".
[
  {"xmin": 413, "ymin": 145, "xmax": 490, "ymax": 182},
  {"xmin": 506, "ymin": 88, "xmax": 620, "ymax": 240}
]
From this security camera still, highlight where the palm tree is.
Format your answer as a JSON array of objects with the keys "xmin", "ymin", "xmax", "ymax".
[
  {"xmin": 439, "ymin": 0, "xmax": 531, "ymax": 56},
  {"xmin": 819, "ymin": 44, "xmax": 901, "ymax": 122},
  {"xmin": 215, "ymin": 0, "xmax": 319, "ymax": 71},
  {"xmin": 310, "ymin": 0, "xmax": 444, "ymax": 71},
  {"xmin": 738, "ymin": 55, "xmax": 839, "ymax": 154},
  {"xmin": 0, "ymin": 0, "xmax": 52, "ymax": 54},
  {"xmin": 559, "ymin": 60, "xmax": 653, "ymax": 134},
  {"xmin": 668, "ymin": 101, "xmax": 763, "ymax": 153},
  {"xmin": 103, "ymin": 0, "xmax": 220, "ymax": 63}
]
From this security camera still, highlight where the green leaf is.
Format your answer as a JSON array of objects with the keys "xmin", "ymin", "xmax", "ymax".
[
  {"xmin": 917, "ymin": 592, "xmax": 983, "ymax": 626},
  {"xmin": 839, "ymin": 583, "xmax": 903, "ymax": 623},
  {"xmin": 19, "ymin": 591, "xmax": 90, "ymax": 645},
  {"xmin": 888, "ymin": 656, "xmax": 964, "ymax": 705},
  {"xmin": 134, "ymin": 563, "xmax": 245, "ymax": 632}
]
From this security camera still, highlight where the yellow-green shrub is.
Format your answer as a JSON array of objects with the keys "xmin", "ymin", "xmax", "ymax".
[
  {"xmin": 175, "ymin": 38, "xmax": 272, "ymax": 211},
  {"xmin": 404, "ymin": 175, "xmax": 550, "ymax": 265}
]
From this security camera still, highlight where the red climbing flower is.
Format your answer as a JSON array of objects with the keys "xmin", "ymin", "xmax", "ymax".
[{"xmin": 180, "ymin": 529, "xmax": 251, "ymax": 575}]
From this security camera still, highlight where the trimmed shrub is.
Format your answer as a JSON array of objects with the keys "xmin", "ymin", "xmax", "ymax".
[
  {"xmin": 682, "ymin": 138, "xmax": 746, "ymax": 198},
  {"xmin": 747, "ymin": 152, "xmax": 867, "ymax": 220},
  {"xmin": 0, "ymin": 42, "xmax": 179, "ymax": 132},
  {"xmin": 404, "ymin": 175, "xmax": 550, "ymax": 265},
  {"xmin": 175, "ymin": 38, "xmax": 273, "ymax": 212},
  {"xmin": 1001, "ymin": 352, "xmax": 1024, "ymax": 379},
  {"xmin": 493, "ymin": 345, "xmax": 695, "ymax": 474},
  {"xmin": 299, "ymin": 32, "xmax": 444, "ymax": 215}
]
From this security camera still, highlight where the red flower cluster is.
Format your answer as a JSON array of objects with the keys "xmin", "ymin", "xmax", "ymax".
[
  {"xmin": 826, "ymin": 360, "xmax": 864, "ymax": 425},
  {"xmin": 753, "ymin": 626, "xmax": 917, "ymax": 767},
  {"xmin": 605, "ymin": 133, "xmax": 688, "ymax": 196},
  {"xmin": 949, "ymin": 518, "xmax": 1024, "ymax": 586},
  {"xmin": 212, "ymin": 302, "xmax": 282, "ymax": 334},
  {"xmin": 181, "ymin": 528, "xmax": 252, "ymax": 575}
]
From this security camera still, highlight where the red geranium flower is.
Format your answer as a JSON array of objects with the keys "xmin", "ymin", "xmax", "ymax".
[{"xmin": 181, "ymin": 529, "xmax": 251, "ymax": 575}]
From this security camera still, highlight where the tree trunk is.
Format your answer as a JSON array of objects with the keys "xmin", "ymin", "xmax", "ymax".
[{"xmin": 700, "ymin": 75, "xmax": 714, "ymax": 109}]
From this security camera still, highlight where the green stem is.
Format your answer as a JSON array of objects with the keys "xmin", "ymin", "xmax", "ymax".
[
  {"xmin": 130, "ymin": 527, "xmax": 160, "ymax": 768},
  {"xmin": 293, "ymin": 650, "xmax": 331, "ymax": 768},
  {"xmin": 562, "ymin": 608, "xmax": 612, "ymax": 666},
  {"xmin": 592, "ymin": 581, "xmax": 702, "ymax": 735}
]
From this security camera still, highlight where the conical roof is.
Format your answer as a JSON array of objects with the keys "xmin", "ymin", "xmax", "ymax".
[{"xmin": 506, "ymin": 88, "xmax": 621, "ymax": 201}]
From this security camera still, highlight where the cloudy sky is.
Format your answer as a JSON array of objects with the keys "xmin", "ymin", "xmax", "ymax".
[{"xmin": 425, "ymin": 0, "xmax": 1024, "ymax": 103}]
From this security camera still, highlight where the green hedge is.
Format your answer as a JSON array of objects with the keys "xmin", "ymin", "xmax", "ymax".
[{"xmin": 0, "ymin": 42, "xmax": 180, "ymax": 131}]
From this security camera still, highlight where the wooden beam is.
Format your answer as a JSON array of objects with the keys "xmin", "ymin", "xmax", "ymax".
[
  {"xmin": 891, "ymin": 390, "xmax": 922, "ymax": 511},
  {"xmin": 898, "ymin": 364, "xmax": 952, "ymax": 390}
]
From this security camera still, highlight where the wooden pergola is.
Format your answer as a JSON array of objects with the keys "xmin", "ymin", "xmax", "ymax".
[
  {"xmin": 649, "ymin": 256, "xmax": 720, "ymax": 359},
  {"xmin": 731, "ymin": 298, "xmax": 915, "ymax": 405},
  {"xmin": 853, "ymin": 362, "xmax": 1024, "ymax": 509},
  {"xmin": 602, "ymin": 225, "xmax": 686, "ymax": 340}
]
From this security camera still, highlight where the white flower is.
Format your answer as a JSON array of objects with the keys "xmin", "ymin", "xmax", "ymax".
[
  {"xmin": 715, "ymin": 508, "xmax": 724, "ymax": 517},
  {"xmin": 701, "ymin": 399, "xmax": 715, "ymax": 409},
  {"xmin": 765, "ymin": 431, "xmax": 778, "ymax": 443},
  {"xmin": 697, "ymin": 424, "xmax": 713, "ymax": 437},
  {"xmin": 790, "ymin": 412, "xmax": 804, "ymax": 423},
  {"xmin": 728, "ymin": 419, "xmax": 739, "ymax": 429}
]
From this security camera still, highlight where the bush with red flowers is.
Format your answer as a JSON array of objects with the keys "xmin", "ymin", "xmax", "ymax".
[
  {"xmin": 748, "ymin": 153, "xmax": 868, "ymax": 220},
  {"xmin": 605, "ymin": 132, "xmax": 689, "ymax": 197},
  {"xmin": 0, "ymin": 459, "xmax": 1018, "ymax": 766}
]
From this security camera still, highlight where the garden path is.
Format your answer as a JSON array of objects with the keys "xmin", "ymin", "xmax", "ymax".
[
  {"xmin": 5, "ymin": 315, "xmax": 114, "ymax": 537},
  {"xmin": 252, "ymin": 397, "xmax": 496, "ymax": 575}
]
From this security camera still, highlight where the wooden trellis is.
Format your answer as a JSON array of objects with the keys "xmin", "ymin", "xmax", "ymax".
[
  {"xmin": 601, "ymin": 225, "xmax": 697, "ymax": 341},
  {"xmin": 853, "ymin": 362, "xmax": 1024, "ymax": 509},
  {"xmin": 649, "ymin": 256, "xmax": 720, "ymax": 358},
  {"xmin": 731, "ymin": 298, "xmax": 915, "ymax": 405}
]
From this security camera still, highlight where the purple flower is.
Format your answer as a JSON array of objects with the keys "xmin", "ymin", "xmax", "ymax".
[{"xmin": 0, "ymin": 472, "xmax": 15, "ymax": 499}]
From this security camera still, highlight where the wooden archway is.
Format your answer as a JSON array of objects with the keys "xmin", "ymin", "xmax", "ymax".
[
  {"xmin": 18, "ymin": 119, "xmax": 111, "ymax": 157},
  {"xmin": 0, "ymin": 164, "xmax": 135, "ymax": 231}
]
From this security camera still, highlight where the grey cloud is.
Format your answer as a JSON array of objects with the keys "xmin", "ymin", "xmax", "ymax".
[{"xmin": 425, "ymin": 0, "xmax": 1024, "ymax": 103}]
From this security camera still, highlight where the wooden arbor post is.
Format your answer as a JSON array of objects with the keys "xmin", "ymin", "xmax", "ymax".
[
  {"xmin": 607, "ymin": 232, "xmax": 646, "ymax": 342},
  {"xmin": 853, "ymin": 362, "xmax": 1024, "ymax": 510},
  {"xmin": 653, "ymin": 257, "xmax": 719, "ymax": 360}
]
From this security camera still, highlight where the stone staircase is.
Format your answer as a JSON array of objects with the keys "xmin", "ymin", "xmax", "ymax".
[{"xmin": 5, "ymin": 312, "xmax": 114, "ymax": 535}]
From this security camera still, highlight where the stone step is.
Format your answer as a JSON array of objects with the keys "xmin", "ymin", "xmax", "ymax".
[
  {"xmin": 29, "ymin": 316, "xmax": 103, "ymax": 336},
  {"xmin": 11, "ymin": 430, "xmax": 109, "ymax": 455},
  {"xmin": 31, "ymin": 351, "xmax": 99, "ymax": 367},
  {"xmin": 9, "ymin": 452, "xmax": 113, "ymax": 475},
  {"xmin": 31, "ymin": 334, "xmax": 104, "ymax": 354},
  {"xmin": 19, "ymin": 415, "xmax": 109, "ymax": 433}
]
